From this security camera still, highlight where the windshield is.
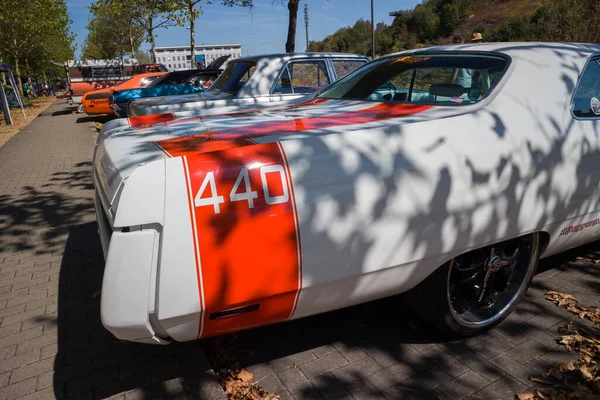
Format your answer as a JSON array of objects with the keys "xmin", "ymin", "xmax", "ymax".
[
  {"xmin": 149, "ymin": 71, "xmax": 193, "ymax": 86},
  {"xmin": 208, "ymin": 61, "xmax": 257, "ymax": 95},
  {"xmin": 318, "ymin": 53, "xmax": 508, "ymax": 106}
]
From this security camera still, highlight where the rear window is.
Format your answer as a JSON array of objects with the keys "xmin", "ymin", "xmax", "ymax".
[
  {"xmin": 209, "ymin": 61, "xmax": 257, "ymax": 95},
  {"xmin": 572, "ymin": 56, "xmax": 600, "ymax": 118},
  {"xmin": 150, "ymin": 71, "xmax": 194, "ymax": 86},
  {"xmin": 318, "ymin": 53, "xmax": 509, "ymax": 106}
]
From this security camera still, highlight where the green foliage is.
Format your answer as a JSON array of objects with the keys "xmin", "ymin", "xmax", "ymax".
[
  {"xmin": 309, "ymin": 0, "xmax": 599, "ymax": 58},
  {"xmin": 82, "ymin": 6, "xmax": 144, "ymax": 60},
  {"xmin": 438, "ymin": 3, "xmax": 460, "ymax": 37},
  {"xmin": 171, "ymin": 1, "xmax": 252, "ymax": 61},
  {"xmin": 0, "ymin": 0, "xmax": 75, "ymax": 93},
  {"xmin": 487, "ymin": 16, "xmax": 534, "ymax": 42},
  {"xmin": 533, "ymin": 0, "xmax": 600, "ymax": 43},
  {"xmin": 410, "ymin": 4, "xmax": 440, "ymax": 41},
  {"xmin": 134, "ymin": 51, "xmax": 151, "ymax": 64}
]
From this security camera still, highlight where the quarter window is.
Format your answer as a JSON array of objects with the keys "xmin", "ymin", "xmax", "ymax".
[
  {"xmin": 274, "ymin": 60, "xmax": 331, "ymax": 94},
  {"xmin": 572, "ymin": 57, "xmax": 600, "ymax": 118},
  {"xmin": 332, "ymin": 60, "xmax": 366, "ymax": 79}
]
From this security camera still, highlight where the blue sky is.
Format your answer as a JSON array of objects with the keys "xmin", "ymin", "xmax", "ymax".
[{"xmin": 66, "ymin": 0, "xmax": 421, "ymax": 57}]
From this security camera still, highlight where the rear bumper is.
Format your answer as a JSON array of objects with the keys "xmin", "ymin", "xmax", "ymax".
[{"xmin": 100, "ymin": 229, "xmax": 169, "ymax": 345}]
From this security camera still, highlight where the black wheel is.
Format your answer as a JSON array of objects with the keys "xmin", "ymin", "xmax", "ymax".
[{"xmin": 408, "ymin": 233, "xmax": 540, "ymax": 336}]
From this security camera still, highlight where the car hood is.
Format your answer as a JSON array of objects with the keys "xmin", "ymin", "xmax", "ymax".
[
  {"xmin": 113, "ymin": 84, "xmax": 204, "ymax": 102},
  {"xmin": 94, "ymin": 98, "xmax": 468, "ymax": 212},
  {"xmin": 129, "ymin": 90, "xmax": 230, "ymax": 115}
]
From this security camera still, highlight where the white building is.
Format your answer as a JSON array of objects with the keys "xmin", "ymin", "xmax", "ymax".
[{"xmin": 155, "ymin": 44, "xmax": 242, "ymax": 70}]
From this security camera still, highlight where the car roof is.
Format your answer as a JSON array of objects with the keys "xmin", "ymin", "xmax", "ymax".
[
  {"xmin": 391, "ymin": 42, "xmax": 600, "ymax": 58},
  {"xmin": 233, "ymin": 52, "xmax": 369, "ymax": 63}
]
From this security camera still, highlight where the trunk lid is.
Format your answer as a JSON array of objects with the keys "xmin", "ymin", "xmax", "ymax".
[{"xmin": 94, "ymin": 99, "xmax": 464, "ymax": 214}]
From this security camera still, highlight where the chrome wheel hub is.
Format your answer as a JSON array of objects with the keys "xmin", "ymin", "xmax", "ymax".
[{"xmin": 447, "ymin": 236, "xmax": 535, "ymax": 327}]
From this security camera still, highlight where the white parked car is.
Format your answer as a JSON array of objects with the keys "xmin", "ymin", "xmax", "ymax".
[
  {"xmin": 98, "ymin": 52, "xmax": 368, "ymax": 138},
  {"xmin": 94, "ymin": 43, "xmax": 600, "ymax": 345},
  {"xmin": 129, "ymin": 52, "xmax": 368, "ymax": 117}
]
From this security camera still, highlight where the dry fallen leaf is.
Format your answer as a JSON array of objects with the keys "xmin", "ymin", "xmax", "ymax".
[
  {"xmin": 237, "ymin": 369, "xmax": 253, "ymax": 383},
  {"xmin": 397, "ymin": 384, "xmax": 415, "ymax": 392},
  {"xmin": 525, "ymin": 292, "xmax": 600, "ymax": 399},
  {"xmin": 516, "ymin": 393, "xmax": 535, "ymax": 400}
]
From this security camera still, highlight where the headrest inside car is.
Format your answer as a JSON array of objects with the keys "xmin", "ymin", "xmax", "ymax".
[{"xmin": 429, "ymin": 83, "xmax": 465, "ymax": 97}]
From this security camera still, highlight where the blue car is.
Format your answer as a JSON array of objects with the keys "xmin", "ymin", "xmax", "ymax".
[{"xmin": 109, "ymin": 56, "xmax": 229, "ymax": 117}]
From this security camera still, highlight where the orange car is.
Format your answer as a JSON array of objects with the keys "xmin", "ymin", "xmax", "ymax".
[{"xmin": 81, "ymin": 72, "xmax": 166, "ymax": 115}]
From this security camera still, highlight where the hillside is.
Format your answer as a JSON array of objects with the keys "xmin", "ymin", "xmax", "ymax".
[
  {"xmin": 456, "ymin": 0, "xmax": 540, "ymax": 37},
  {"xmin": 308, "ymin": 0, "xmax": 599, "ymax": 56}
]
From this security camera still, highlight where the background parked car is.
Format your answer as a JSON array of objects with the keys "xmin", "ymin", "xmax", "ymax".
[
  {"xmin": 127, "ymin": 52, "xmax": 369, "ymax": 119},
  {"xmin": 81, "ymin": 72, "xmax": 167, "ymax": 115},
  {"xmin": 109, "ymin": 56, "xmax": 230, "ymax": 117}
]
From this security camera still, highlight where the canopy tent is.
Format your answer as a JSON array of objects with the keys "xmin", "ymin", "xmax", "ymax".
[{"xmin": 0, "ymin": 63, "xmax": 26, "ymax": 125}]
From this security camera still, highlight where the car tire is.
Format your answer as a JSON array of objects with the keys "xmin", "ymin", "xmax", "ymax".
[{"xmin": 408, "ymin": 233, "xmax": 540, "ymax": 337}]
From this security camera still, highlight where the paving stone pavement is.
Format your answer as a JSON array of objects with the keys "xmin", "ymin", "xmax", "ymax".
[
  {"xmin": 204, "ymin": 252, "xmax": 599, "ymax": 400},
  {"xmin": 1, "ymin": 100, "xmax": 599, "ymax": 400},
  {"xmin": 0, "ymin": 101, "xmax": 225, "ymax": 400}
]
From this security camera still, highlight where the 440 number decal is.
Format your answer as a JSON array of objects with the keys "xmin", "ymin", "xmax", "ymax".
[
  {"xmin": 180, "ymin": 143, "xmax": 301, "ymax": 339},
  {"xmin": 194, "ymin": 165, "xmax": 290, "ymax": 214}
]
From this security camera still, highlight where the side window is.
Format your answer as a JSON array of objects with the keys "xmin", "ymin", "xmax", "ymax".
[
  {"xmin": 274, "ymin": 60, "xmax": 331, "ymax": 94},
  {"xmin": 572, "ymin": 57, "xmax": 600, "ymax": 118},
  {"xmin": 274, "ymin": 67, "xmax": 293, "ymax": 94},
  {"xmin": 332, "ymin": 60, "xmax": 366, "ymax": 79}
]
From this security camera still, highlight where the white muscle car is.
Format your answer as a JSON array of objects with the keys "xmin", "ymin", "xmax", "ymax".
[{"xmin": 93, "ymin": 42, "xmax": 600, "ymax": 345}]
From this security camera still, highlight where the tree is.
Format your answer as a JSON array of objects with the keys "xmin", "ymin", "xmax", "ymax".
[
  {"xmin": 438, "ymin": 3, "xmax": 460, "ymax": 37},
  {"xmin": 273, "ymin": 0, "xmax": 300, "ymax": 53},
  {"xmin": 82, "ymin": 10, "xmax": 144, "ymax": 60},
  {"xmin": 0, "ymin": 0, "xmax": 74, "ymax": 94},
  {"xmin": 173, "ymin": 0, "xmax": 252, "ymax": 67},
  {"xmin": 91, "ymin": 0, "xmax": 181, "ymax": 63}
]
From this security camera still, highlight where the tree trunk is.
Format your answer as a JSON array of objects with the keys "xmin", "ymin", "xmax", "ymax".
[
  {"xmin": 128, "ymin": 22, "xmax": 136, "ymax": 58},
  {"xmin": 0, "ymin": 56, "xmax": 5, "ymax": 86},
  {"xmin": 190, "ymin": 18, "xmax": 195, "ymax": 68},
  {"xmin": 25, "ymin": 58, "xmax": 33, "ymax": 89},
  {"xmin": 148, "ymin": 14, "xmax": 157, "ymax": 63},
  {"xmin": 285, "ymin": 0, "xmax": 300, "ymax": 53},
  {"xmin": 13, "ymin": 53, "xmax": 23, "ymax": 96},
  {"xmin": 151, "ymin": 35, "xmax": 157, "ymax": 63}
]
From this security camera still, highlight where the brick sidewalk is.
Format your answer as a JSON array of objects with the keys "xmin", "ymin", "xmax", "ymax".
[
  {"xmin": 0, "ymin": 101, "xmax": 224, "ymax": 400},
  {"xmin": 204, "ymin": 252, "xmax": 599, "ymax": 400}
]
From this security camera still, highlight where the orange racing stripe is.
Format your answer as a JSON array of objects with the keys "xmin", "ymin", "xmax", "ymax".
[
  {"xmin": 128, "ymin": 98, "xmax": 329, "ymax": 129},
  {"xmin": 156, "ymin": 103, "xmax": 433, "ymax": 157},
  {"xmin": 183, "ymin": 143, "xmax": 300, "ymax": 338}
]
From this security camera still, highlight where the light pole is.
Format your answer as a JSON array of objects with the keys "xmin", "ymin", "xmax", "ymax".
[
  {"xmin": 371, "ymin": 0, "xmax": 375, "ymax": 59},
  {"xmin": 304, "ymin": 3, "xmax": 309, "ymax": 52}
]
